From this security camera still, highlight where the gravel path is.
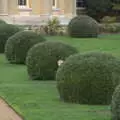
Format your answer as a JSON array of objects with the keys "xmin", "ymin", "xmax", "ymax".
[{"xmin": 0, "ymin": 98, "xmax": 23, "ymax": 120}]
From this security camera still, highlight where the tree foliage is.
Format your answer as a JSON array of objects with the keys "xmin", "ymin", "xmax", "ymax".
[{"xmin": 85, "ymin": 0, "xmax": 112, "ymax": 21}]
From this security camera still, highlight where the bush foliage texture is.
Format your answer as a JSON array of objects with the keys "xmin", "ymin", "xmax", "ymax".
[
  {"xmin": 111, "ymin": 85, "xmax": 120, "ymax": 120},
  {"xmin": 68, "ymin": 15, "xmax": 99, "ymax": 38},
  {"xmin": 85, "ymin": 0, "xmax": 112, "ymax": 21},
  {"xmin": 5, "ymin": 31, "xmax": 46, "ymax": 64},
  {"xmin": 56, "ymin": 52, "xmax": 120, "ymax": 105},
  {"xmin": 26, "ymin": 41, "xmax": 78, "ymax": 80},
  {"xmin": 0, "ymin": 24, "xmax": 19, "ymax": 53}
]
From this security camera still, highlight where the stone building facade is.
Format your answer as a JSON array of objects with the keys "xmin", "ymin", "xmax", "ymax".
[
  {"xmin": 0, "ymin": 0, "xmax": 86, "ymax": 16},
  {"xmin": 0, "ymin": 0, "xmax": 85, "ymax": 24}
]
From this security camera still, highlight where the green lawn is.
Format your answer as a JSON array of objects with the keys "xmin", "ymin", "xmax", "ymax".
[
  {"xmin": 1, "ymin": 34, "xmax": 120, "ymax": 120},
  {"xmin": 46, "ymin": 34, "xmax": 120, "ymax": 57}
]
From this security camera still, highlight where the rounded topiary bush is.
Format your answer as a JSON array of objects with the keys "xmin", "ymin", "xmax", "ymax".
[
  {"xmin": 78, "ymin": 52, "xmax": 120, "ymax": 86},
  {"xmin": 56, "ymin": 52, "xmax": 120, "ymax": 105},
  {"xmin": 0, "ymin": 24, "xmax": 20, "ymax": 53},
  {"xmin": 0, "ymin": 19, "xmax": 6, "ymax": 24},
  {"xmin": 111, "ymin": 85, "xmax": 120, "ymax": 120},
  {"xmin": 26, "ymin": 41, "xmax": 78, "ymax": 80},
  {"xmin": 68, "ymin": 15, "xmax": 99, "ymax": 38},
  {"xmin": 5, "ymin": 31, "xmax": 46, "ymax": 64}
]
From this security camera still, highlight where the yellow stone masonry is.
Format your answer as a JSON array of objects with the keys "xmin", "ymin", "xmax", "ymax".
[{"xmin": 0, "ymin": 0, "xmax": 77, "ymax": 16}]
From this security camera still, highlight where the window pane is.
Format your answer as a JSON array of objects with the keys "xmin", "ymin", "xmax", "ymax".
[
  {"xmin": 53, "ymin": 0, "xmax": 55, "ymax": 6},
  {"xmin": 76, "ymin": 0, "xmax": 85, "ymax": 7},
  {"xmin": 18, "ymin": 0, "xmax": 26, "ymax": 5}
]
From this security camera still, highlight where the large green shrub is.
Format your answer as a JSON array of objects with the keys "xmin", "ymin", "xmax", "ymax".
[
  {"xmin": 79, "ymin": 52, "xmax": 120, "ymax": 86},
  {"xmin": 5, "ymin": 31, "xmax": 46, "ymax": 64},
  {"xmin": 68, "ymin": 15, "xmax": 99, "ymax": 38},
  {"xmin": 26, "ymin": 41, "xmax": 78, "ymax": 80},
  {"xmin": 0, "ymin": 24, "xmax": 20, "ymax": 53},
  {"xmin": 56, "ymin": 52, "xmax": 120, "ymax": 105},
  {"xmin": 111, "ymin": 85, "xmax": 120, "ymax": 120},
  {"xmin": 112, "ymin": 0, "xmax": 120, "ymax": 3}
]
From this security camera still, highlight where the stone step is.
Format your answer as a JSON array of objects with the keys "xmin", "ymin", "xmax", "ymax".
[{"xmin": 0, "ymin": 15, "xmax": 71, "ymax": 25}]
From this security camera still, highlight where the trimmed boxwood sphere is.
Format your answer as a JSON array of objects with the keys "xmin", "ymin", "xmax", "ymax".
[
  {"xmin": 26, "ymin": 41, "xmax": 78, "ymax": 80},
  {"xmin": 68, "ymin": 15, "xmax": 99, "ymax": 38},
  {"xmin": 0, "ymin": 24, "xmax": 19, "ymax": 53},
  {"xmin": 5, "ymin": 31, "xmax": 46, "ymax": 64},
  {"xmin": 56, "ymin": 52, "xmax": 119, "ymax": 105},
  {"xmin": 78, "ymin": 52, "xmax": 120, "ymax": 86},
  {"xmin": 111, "ymin": 85, "xmax": 120, "ymax": 120}
]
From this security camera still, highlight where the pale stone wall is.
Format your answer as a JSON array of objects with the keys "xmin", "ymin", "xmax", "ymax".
[
  {"xmin": 31, "ymin": 0, "xmax": 41, "ymax": 14},
  {"xmin": 0, "ymin": 0, "xmax": 76, "ymax": 16},
  {"xmin": 0, "ymin": 0, "xmax": 8, "ymax": 15},
  {"xmin": 29, "ymin": 0, "xmax": 32, "ymax": 8},
  {"xmin": 64, "ymin": 0, "xmax": 75, "ymax": 16},
  {"xmin": 57, "ymin": 0, "xmax": 76, "ymax": 17},
  {"xmin": 58, "ymin": 0, "xmax": 64, "ymax": 11},
  {"xmin": 31, "ymin": 0, "xmax": 52, "ymax": 15},
  {"xmin": 8, "ymin": 0, "xmax": 19, "ymax": 15}
]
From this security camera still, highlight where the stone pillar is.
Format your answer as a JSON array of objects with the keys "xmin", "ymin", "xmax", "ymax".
[
  {"xmin": 64, "ymin": 0, "xmax": 74, "ymax": 17},
  {"xmin": 0, "ymin": 0, "xmax": 8, "ymax": 15},
  {"xmin": 29, "ymin": 0, "xmax": 32, "ymax": 8},
  {"xmin": 55, "ymin": 0, "xmax": 59, "ymax": 8},
  {"xmin": 57, "ymin": 0, "xmax": 64, "ymax": 10},
  {"xmin": 43, "ymin": 0, "xmax": 52, "ymax": 15},
  {"xmin": 57, "ymin": 0, "xmax": 75, "ymax": 17},
  {"xmin": 55, "ymin": 0, "xmax": 65, "ymax": 16},
  {"xmin": 73, "ymin": 0, "xmax": 76, "ymax": 16},
  {"xmin": 31, "ymin": 0, "xmax": 41, "ymax": 15},
  {"xmin": 27, "ymin": 0, "xmax": 29, "ymax": 8},
  {"xmin": 8, "ymin": 0, "xmax": 19, "ymax": 15},
  {"xmin": 31, "ymin": 0, "xmax": 52, "ymax": 15}
]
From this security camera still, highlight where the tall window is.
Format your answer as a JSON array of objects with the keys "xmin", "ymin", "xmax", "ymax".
[
  {"xmin": 18, "ymin": 0, "xmax": 26, "ymax": 5},
  {"xmin": 76, "ymin": 0, "xmax": 86, "ymax": 8},
  {"xmin": 53, "ymin": 0, "xmax": 55, "ymax": 6}
]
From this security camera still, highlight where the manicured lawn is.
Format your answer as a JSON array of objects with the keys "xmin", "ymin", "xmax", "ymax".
[
  {"xmin": 46, "ymin": 34, "xmax": 120, "ymax": 57},
  {"xmin": 1, "ymin": 34, "xmax": 120, "ymax": 120}
]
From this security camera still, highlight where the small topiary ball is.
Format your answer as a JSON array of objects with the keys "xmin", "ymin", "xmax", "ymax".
[
  {"xmin": 5, "ymin": 31, "xmax": 46, "ymax": 64},
  {"xmin": 111, "ymin": 85, "xmax": 120, "ymax": 120},
  {"xmin": 56, "ymin": 52, "xmax": 120, "ymax": 105},
  {"xmin": 68, "ymin": 15, "xmax": 99, "ymax": 38},
  {"xmin": 26, "ymin": 41, "xmax": 78, "ymax": 80},
  {"xmin": 0, "ymin": 24, "xmax": 20, "ymax": 53}
]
